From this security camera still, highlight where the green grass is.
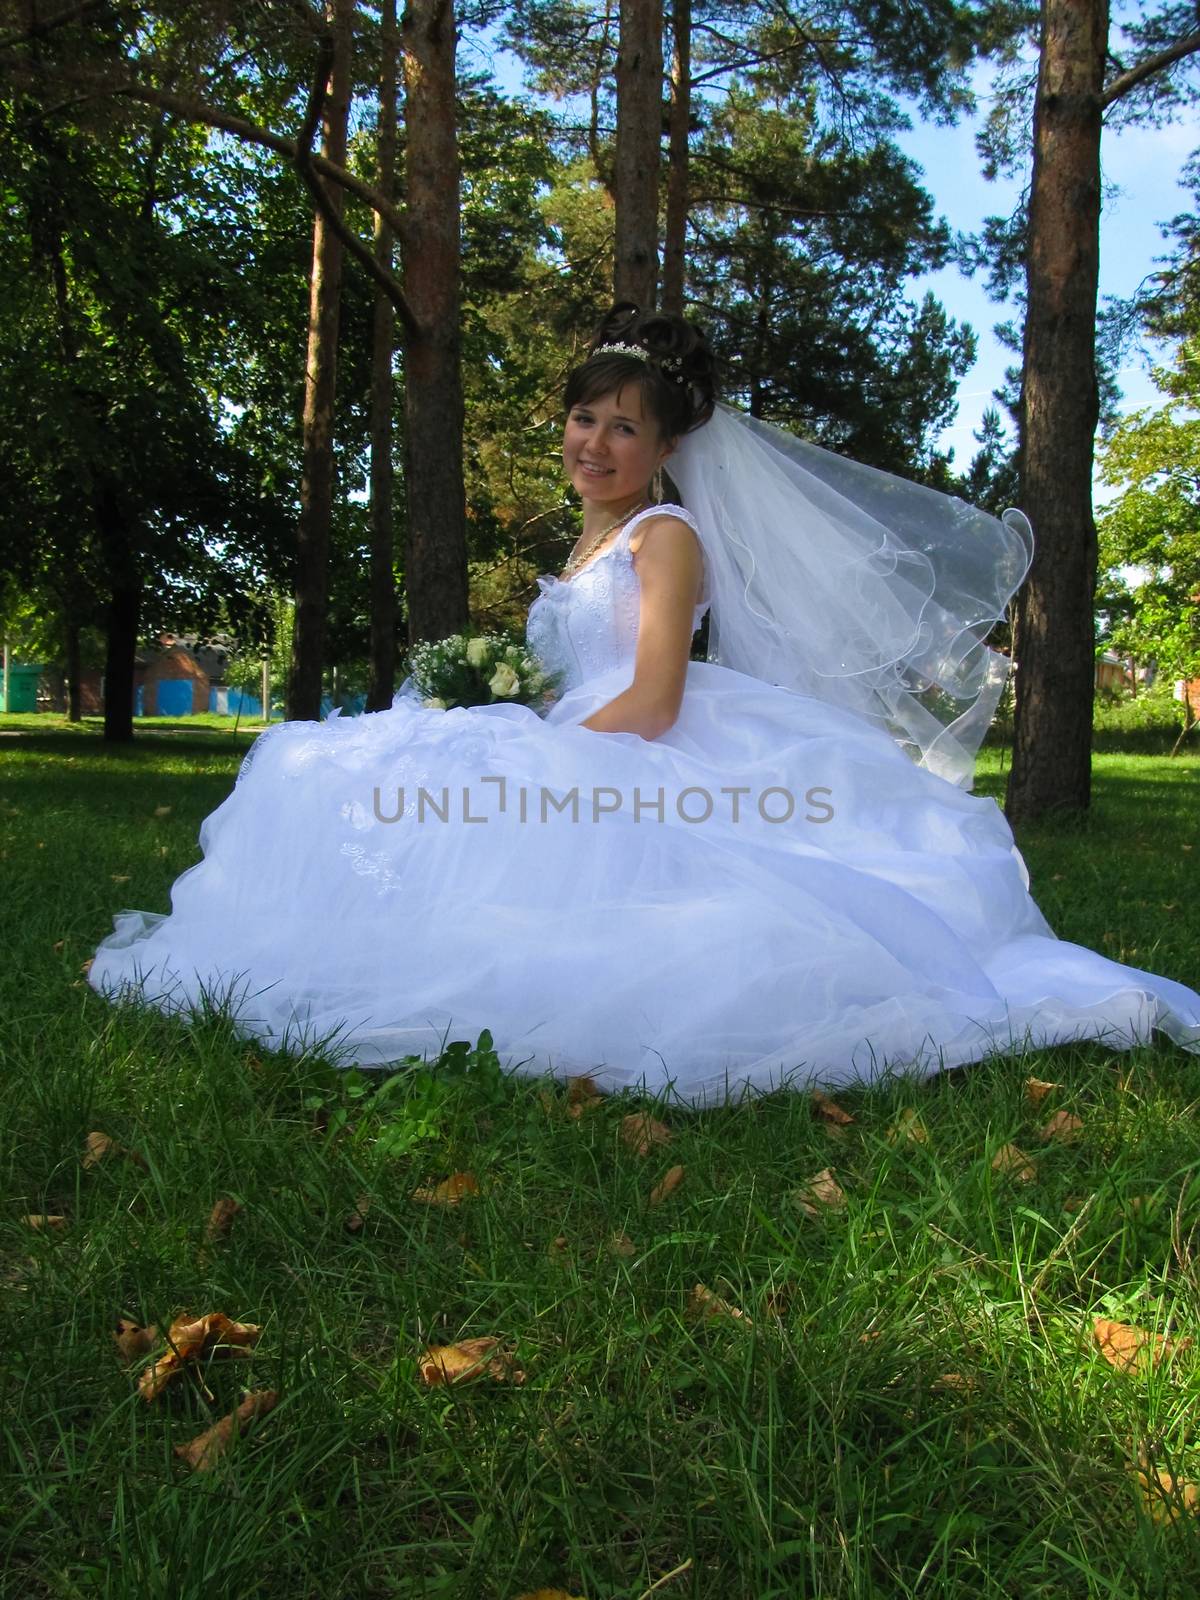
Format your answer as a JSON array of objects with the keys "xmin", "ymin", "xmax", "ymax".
[{"xmin": 2, "ymin": 714, "xmax": 1200, "ymax": 1599}]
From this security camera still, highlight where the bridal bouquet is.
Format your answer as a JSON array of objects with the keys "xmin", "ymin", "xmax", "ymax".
[{"xmin": 404, "ymin": 632, "xmax": 563, "ymax": 715}]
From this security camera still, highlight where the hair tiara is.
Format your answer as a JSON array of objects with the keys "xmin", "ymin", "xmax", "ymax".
[{"xmin": 593, "ymin": 341, "xmax": 686, "ymax": 382}]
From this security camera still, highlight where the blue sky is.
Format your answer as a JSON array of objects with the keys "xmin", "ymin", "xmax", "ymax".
[
  {"xmin": 474, "ymin": 34, "xmax": 1199, "ymax": 497},
  {"xmin": 897, "ymin": 78, "xmax": 1199, "ymax": 494}
]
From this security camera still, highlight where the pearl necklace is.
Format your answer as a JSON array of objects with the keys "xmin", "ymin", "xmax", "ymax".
[{"xmin": 561, "ymin": 498, "xmax": 650, "ymax": 581}]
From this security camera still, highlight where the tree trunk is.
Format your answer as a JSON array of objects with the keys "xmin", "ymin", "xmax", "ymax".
[
  {"xmin": 591, "ymin": 0, "xmax": 617, "ymax": 198},
  {"xmin": 401, "ymin": 0, "xmax": 469, "ymax": 646},
  {"xmin": 614, "ymin": 0, "xmax": 663, "ymax": 309},
  {"xmin": 94, "ymin": 474, "xmax": 139, "ymax": 742},
  {"xmin": 661, "ymin": 0, "xmax": 690, "ymax": 316},
  {"xmin": 102, "ymin": 581, "xmax": 140, "ymax": 742},
  {"xmin": 367, "ymin": 0, "xmax": 399, "ymax": 712},
  {"xmin": 289, "ymin": 0, "xmax": 353, "ymax": 721},
  {"xmin": 1006, "ymin": 0, "xmax": 1107, "ymax": 822},
  {"xmin": 65, "ymin": 617, "xmax": 81, "ymax": 722}
]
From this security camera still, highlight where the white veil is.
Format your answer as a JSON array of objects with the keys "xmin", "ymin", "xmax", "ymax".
[{"xmin": 669, "ymin": 403, "xmax": 1033, "ymax": 791}]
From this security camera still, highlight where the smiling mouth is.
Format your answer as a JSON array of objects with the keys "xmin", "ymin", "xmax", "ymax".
[{"xmin": 579, "ymin": 463, "xmax": 613, "ymax": 474}]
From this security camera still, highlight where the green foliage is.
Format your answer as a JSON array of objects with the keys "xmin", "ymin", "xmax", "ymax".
[
  {"xmin": 1092, "ymin": 678, "xmax": 1194, "ymax": 747},
  {"xmin": 503, "ymin": 0, "xmax": 987, "ymax": 475},
  {"xmin": 686, "ymin": 76, "xmax": 978, "ymax": 473},
  {"xmin": 1096, "ymin": 345, "xmax": 1200, "ymax": 689}
]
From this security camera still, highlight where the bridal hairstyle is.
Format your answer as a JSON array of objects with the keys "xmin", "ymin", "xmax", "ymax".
[{"xmin": 564, "ymin": 301, "xmax": 719, "ymax": 442}]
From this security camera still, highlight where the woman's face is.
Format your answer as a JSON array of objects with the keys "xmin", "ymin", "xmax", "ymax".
[{"xmin": 562, "ymin": 382, "xmax": 673, "ymax": 508}]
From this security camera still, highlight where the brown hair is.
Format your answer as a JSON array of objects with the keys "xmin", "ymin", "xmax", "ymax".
[{"xmin": 563, "ymin": 301, "xmax": 718, "ymax": 441}]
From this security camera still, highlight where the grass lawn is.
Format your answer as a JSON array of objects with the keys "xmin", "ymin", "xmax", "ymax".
[{"xmin": 2, "ymin": 711, "xmax": 1199, "ymax": 1599}]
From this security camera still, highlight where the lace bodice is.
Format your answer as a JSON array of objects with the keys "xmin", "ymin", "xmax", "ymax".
[{"xmin": 525, "ymin": 503, "xmax": 710, "ymax": 693}]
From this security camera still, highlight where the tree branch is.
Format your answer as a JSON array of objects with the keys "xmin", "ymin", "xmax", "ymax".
[
  {"xmin": 0, "ymin": 0, "xmax": 108, "ymax": 53},
  {"xmin": 17, "ymin": 57, "xmax": 422, "ymax": 331},
  {"xmin": 129, "ymin": 84, "xmax": 409, "ymax": 239},
  {"xmin": 1101, "ymin": 30, "xmax": 1200, "ymax": 108},
  {"xmin": 295, "ymin": 30, "xmax": 335, "ymax": 156},
  {"xmin": 291, "ymin": 33, "xmax": 420, "ymax": 337},
  {"xmin": 294, "ymin": 157, "xmax": 419, "ymax": 334}
]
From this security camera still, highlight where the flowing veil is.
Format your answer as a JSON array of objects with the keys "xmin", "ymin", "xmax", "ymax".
[{"xmin": 669, "ymin": 403, "xmax": 1033, "ymax": 790}]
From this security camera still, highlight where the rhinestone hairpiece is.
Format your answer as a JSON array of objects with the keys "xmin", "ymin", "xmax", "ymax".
[
  {"xmin": 595, "ymin": 341, "xmax": 650, "ymax": 362},
  {"xmin": 593, "ymin": 341, "xmax": 686, "ymax": 382}
]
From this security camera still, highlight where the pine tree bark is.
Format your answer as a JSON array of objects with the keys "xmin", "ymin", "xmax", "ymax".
[
  {"xmin": 366, "ymin": 0, "xmax": 399, "ymax": 712},
  {"xmin": 288, "ymin": 0, "xmax": 353, "ymax": 721},
  {"xmin": 614, "ymin": 0, "xmax": 663, "ymax": 309},
  {"xmin": 1006, "ymin": 0, "xmax": 1107, "ymax": 820},
  {"xmin": 102, "ymin": 580, "xmax": 139, "ymax": 741},
  {"xmin": 1005, "ymin": 4, "xmax": 1200, "ymax": 819},
  {"xmin": 661, "ymin": 0, "xmax": 690, "ymax": 315},
  {"xmin": 401, "ymin": 0, "xmax": 468, "ymax": 645}
]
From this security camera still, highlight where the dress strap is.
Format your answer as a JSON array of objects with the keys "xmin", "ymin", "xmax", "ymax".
[
  {"xmin": 624, "ymin": 503, "xmax": 709, "ymax": 609},
  {"xmin": 623, "ymin": 502, "xmax": 701, "ymax": 541}
]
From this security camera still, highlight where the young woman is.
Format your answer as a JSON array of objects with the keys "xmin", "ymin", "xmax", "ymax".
[{"xmin": 89, "ymin": 304, "xmax": 1200, "ymax": 1103}]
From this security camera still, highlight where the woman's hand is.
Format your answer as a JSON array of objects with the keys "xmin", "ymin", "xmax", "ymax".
[{"xmin": 580, "ymin": 515, "xmax": 704, "ymax": 740}]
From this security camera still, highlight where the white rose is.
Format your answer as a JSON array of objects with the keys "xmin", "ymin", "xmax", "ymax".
[
  {"xmin": 466, "ymin": 637, "xmax": 491, "ymax": 669},
  {"xmin": 422, "ymin": 696, "xmax": 448, "ymax": 710},
  {"xmin": 488, "ymin": 662, "xmax": 520, "ymax": 698}
]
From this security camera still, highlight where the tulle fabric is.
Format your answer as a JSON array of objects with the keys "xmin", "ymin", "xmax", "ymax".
[
  {"xmin": 90, "ymin": 569, "xmax": 1200, "ymax": 1107},
  {"xmin": 670, "ymin": 405, "xmax": 1035, "ymax": 790}
]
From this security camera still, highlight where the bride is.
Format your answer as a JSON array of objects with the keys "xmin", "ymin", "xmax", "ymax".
[{"xmin": 89, "ymin": 304, "xmax": 1200, "ymax": 1104}]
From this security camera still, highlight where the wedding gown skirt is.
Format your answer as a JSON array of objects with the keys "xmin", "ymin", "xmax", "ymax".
[{"xmin": 89, "ymin": 507, "xmax": 1200, "ymax": 1105}]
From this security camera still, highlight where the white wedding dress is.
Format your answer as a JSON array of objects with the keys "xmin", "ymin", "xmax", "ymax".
[{"xmin": 90, "ymin": 503, "xmax": 1200, "ymax": 1104}]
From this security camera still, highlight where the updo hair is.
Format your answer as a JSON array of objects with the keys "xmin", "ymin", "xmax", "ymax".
[{"xmin": 563, "ymin": 301, "xmax": 718, "ymax": 440}]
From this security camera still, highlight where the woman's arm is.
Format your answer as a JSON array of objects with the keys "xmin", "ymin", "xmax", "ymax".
[{"xmin": 580, "ymin": 516, "xmax": 704, "ymax": 740}]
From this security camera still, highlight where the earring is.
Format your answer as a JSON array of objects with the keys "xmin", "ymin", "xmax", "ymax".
[{"xmin": 652, "ymin": 466, "xmax": 664, "ymax": 504}]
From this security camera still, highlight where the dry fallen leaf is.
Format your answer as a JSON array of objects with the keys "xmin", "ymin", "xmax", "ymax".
[
  {"xmin": 566, "ymin": 1076, "xmax": 602, "ymax": 1118},
  {"xmin": 648, "ymin": 1164, "xmax": 685, "ymax": 1207},
  {"xmin": 933, "ymin": 1372, "xmax": 977, "ymax": 1394},
  {"xmin": 1039, "ymin": 1110, "xmax": 1084, "ymax": 1145},
  {"xmin": 548, "ymin": 1235, "xmax": 571, "ymax": 1264},
  {"xmin": 138, "ymin": 1311, "xmax": 262, "ymax": 1402},
  {"xmin": 82, "ymin": 1131, "xmax": 146, "ymax": 1170},
  {"xmin": 154, "ymin": 804, "xmax": 173, "ymax": 818},
  {"xmin": 411, "ymin": 1171, "xmax": 480, "ymax": 1206},
  {"xmin": 1024, "ymin": 1076, "xmax": 1061, "ymax": 1109},
  {"xmin": 1137, "ymin": 1447, "xmax": 1200, "ymax": 1524},
  {"xmin": 887, "ymin": 1107, "xmax": 928, "ymax": 1144},
  {"xmin": 1093, "ymin": 1317, "xmax": 1189, "ymax": 1375},
  {"xmin": 991, "ymin": 1143, "xmax": 1037, "ymax": 1183},
  {"xmin": 23, "ymin": 1214, "xmax": 66, "ymax": 1231},
  {"xmin": 607, "ymin": 1230, "xmax": 636, "ymax": 1258},
  {"xmin": 689, "ymin": 1282, "xmax": 752, "ymax": 1325},
  {"xmin": 792, "ymin": 1167, "xmax": 847, "ymax": 1217},
  {"xmin": 811, "ymin": 1091, "xmax": 854, "ymax": 1126},
  {"xmin": 205, "ymin": 1197, "xmax": 240, "ymax": 1243},
  {"xmin": 344, "ymin": 1193, "xmax": 373, "ymax": 1233},
  {"xmin": 418, "ymin": 1336, "xmax": 525, "ymax": 1387},
  {"xmin": 114, "ymin": 1317, "xmax": 159, "ymax": 1364},
  {"xmin": 111, "ymin": 873, "xmax": 130, "ymax": 884},
  {"xmin": 620, "ymin": 1112, "xmax": 672, "ymax": 1158},
  {"xmin": 174, "ymin": 1389, "xmax": 279, "ymax": 1472}
]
